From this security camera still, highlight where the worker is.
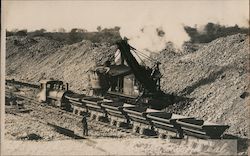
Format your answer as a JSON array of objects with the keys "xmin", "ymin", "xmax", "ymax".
[
  {"xmin": 151, "ymin": 62, "xmax": 162, "ymax": 91},
  {"xmin": 82, "ymin": 115, "xmax": 88, "ymax": 136},
  {"xmin": 9, "ymin": 93, "xmax": 17, "ymax": 107}
]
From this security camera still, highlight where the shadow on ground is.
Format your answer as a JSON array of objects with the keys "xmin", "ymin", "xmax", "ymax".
[
  {"xmin": 18, "ymin": 133, "xmax": 43, "ymax": 140},
  {"xmin": 47, "ymin": 123, "xmax": 86, "ymax": 139}
]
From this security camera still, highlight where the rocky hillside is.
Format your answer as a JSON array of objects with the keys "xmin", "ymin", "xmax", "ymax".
[
  {"xmin": 6, "ymin": 34, "xmax": 249, "ymax": 138},
  {"xmin": 156, "ymin": 34, "xmax": 249, "ymax": 137},
  {"xmin": 6, "ymin": 36, "xmax": 117, "ymax": 91}
]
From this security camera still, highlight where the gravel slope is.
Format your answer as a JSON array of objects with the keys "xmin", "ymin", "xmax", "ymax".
[
  {"xmin": 157, "ymin": 34, "xmax": 249, "ymax": 137},
  {"xmin": 6, "ymin": 36, "xmax": 117, "ymax": 91}
]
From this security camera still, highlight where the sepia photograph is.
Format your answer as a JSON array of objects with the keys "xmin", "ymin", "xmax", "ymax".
[{"xmin": 1, "ymin": 0, "xmax": 249, "ymax": 155}]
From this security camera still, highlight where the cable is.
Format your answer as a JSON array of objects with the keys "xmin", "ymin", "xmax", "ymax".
[
  {"xmin": 134, "ymin": 49, "xmax": 152, "ymax": 59},
  {"xmin": 131, "ymin": 50, "xmax": 146, "ymax": 66},
  {"xmin": 133, "ymin": 50, "xmax": 155, "ymax": 64},
  {"xmin": 134, "ymin": 49, "xmax": 158, "ymax": 63},
  {"xmin": 134, "ymin": 51, "xmax": 153, "ymax": 62},
  {"xmin": 129, "ymin": 45, "xmax": 155, "ymax": 62}
]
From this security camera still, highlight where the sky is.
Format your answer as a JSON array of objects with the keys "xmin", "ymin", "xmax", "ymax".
[{"xmin": 3, "ymin": 0, "xmax": 249, "ymax": 51}]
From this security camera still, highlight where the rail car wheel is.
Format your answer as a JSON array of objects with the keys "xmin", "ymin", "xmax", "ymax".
[
  {"xmin": 95, "ymin": 115, "xmax": 101, "ymax": 122},
  {"xmin": 116, "ymin": 121, "xmax": 122, "ymax": 128},
  {"xmin": 62, "ymin": 102, "xmax": 72, "ymax": 111},
  {"xmin": 90, "ymin": 113, "xmax": 96, "ymax": 120},
  {"xmin": 110, "ymin": 119, "xmax": 116, "ymax": 126},
  {"xmin": 158, "ymin": 133, "xmax": 166, "ymax": 139},
  {"xmin": 139, "ymin": 128, "xmax": 145, "ymax": 135},
  {"xmin": 176, "ymin": 131, "xmax": 184, "ymax": 139},
  {"xmin": 132, "ymin": 126, "xmax": 140, "ymax": 133}
]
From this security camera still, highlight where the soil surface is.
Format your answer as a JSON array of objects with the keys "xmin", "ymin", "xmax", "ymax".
[{"xmin": 2, "ymin": 138, "xmax": 238, "ymax": 155}]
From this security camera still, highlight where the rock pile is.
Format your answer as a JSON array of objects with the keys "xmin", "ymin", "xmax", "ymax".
[
  {"xmin": 6, "ymin": 37, "xmax": 117, "ymax": 91},
  {"xmin": 156, "ymin": 34, "xmax": 249, "ymax": 137}
]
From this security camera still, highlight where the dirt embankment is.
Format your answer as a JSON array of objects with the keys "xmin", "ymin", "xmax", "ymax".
[
  {"xmin": 156, "ymin": 34, "xmax": 249, "ymax": 137},
  {"xmin": 6, "ymin": 36, "xmax": 117, "ymax": 91},
  {"xmin": 6, "ymin": 34, "xmax": 249, "ymax": 138}
]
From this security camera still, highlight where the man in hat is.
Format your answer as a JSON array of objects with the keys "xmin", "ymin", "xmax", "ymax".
[{"xmin": 82, "ymin": 115, "xmax": 88, "ymax": 136}]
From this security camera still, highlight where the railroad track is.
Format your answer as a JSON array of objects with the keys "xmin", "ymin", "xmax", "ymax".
[{"xmin": 5, "ymin": 89, "xmax": 157, "ymax": 139}]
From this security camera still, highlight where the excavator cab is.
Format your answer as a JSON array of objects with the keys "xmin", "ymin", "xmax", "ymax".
[
  {"xmin": 89, "ymin": 39, "xmax": 172, "ymax": 108},
  {"xmin": 89, "ymin": 63, "xmax": 142, "ymax": 97}
]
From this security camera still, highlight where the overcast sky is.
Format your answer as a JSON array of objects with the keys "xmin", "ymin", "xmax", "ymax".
[{"xmin": 3, "ymin": 0, "xmax": 249, "ymax": 51}]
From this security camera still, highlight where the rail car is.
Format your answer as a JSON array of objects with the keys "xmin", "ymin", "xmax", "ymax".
[
  {"xmin": 32, "ymin": 39, "xmax": 229, "ymax": 139},
  {"xmin": 34, "ymin": 78, "xmax": 229, "ymax": 139}
]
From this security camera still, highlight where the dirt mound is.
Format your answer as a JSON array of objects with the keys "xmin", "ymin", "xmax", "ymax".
[
  {"xmin": 6, "ymin": 36, "xmax": 63, "ymax": 79},
  {"xmin": 6, "ymin": 36, "xmax": 117, "ymax": 91},
  {"xmin": 6, "ymin": 36, "xmax": 63, "ymax": 58},
  {"xmin": 156, "ymin": 34, "xmax": 249, "ymax": 137}
]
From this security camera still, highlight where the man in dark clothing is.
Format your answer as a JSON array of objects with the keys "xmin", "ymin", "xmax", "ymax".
[
  {"xmin": 9, "ymin": 93, "xmax": 17, "ymax": 107},
  {"xmin": 82, "ymin": 115, "xmax": 88, "ymax": 136}
]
